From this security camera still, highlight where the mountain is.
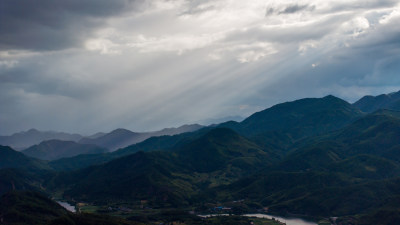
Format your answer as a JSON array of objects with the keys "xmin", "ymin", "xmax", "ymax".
[
  {"xmin": 0, "ymin": 145, "xmax": 51, "ymax": 171},
  {"xmin": 0, "ymin": 169, "xmax": 40, "ymax": 196},
  {"xmin": 176, "ymin": 128, "xmax": 274, "ymax": 173},
  {"xmin": 61, "ymin": 151, "xmax": 193, "ymax": 206},
  {"xmin": 0, "ymin": 191, "xmax": 69, "ymax": 225},
  {"xmin": 155, "ymin": 124, "xmax": 204, "ymax": 136},
  {"xmin": 198, "ymin": 115, "xmax": 244, "ymax": 125},
  {"xmin": 22, "ymin": 140, "xmax": 108, "ymax": 161},
  {"xmin": 48, "ymin": 95, "xmax": 364, "ymax": 174},
  {"xmin": 85, "ymin": 132, "xmax": 107, "ymax": 139},
  {"xmin": 0, "ymin": 146, "xmax": 54, "ymax": 196},
  {"xmin": 205, "ymin": 110, "xmax": 400, "ymax": 220},
  {"xmin": 7, "ymin": 93, "xmax": 400, "ymax": 224},
  {"xmin": 78, "ymin": 124, "xmax": 203, "ymax": 151},
  {"xmin": 51, "ymin": 128, "xmax": 273, "ymax": 206},
  {"xmin": 353, "ymin": 90, "xmax": 400, "ymax": 113},
  {"xmin": 78, "ymin": 128, "xmax": 142, "ymax": 151},
  {"xmin": 223, "ymin": 95, "xmax": 363, "ymax": 139},
  {"xmin": 0, "ymin": 129, "xmax": 82, "ymax": 150},
  {"xmin": 48, "ymin": 127, "xmax": 211, "ymax": 171}
]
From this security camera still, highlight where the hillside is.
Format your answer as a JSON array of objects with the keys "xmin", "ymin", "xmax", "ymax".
[
  {"xmin": 0, "ymin": 146, "xmax": 54, "ymax": 196},
  {"xmin": 0, "ymin": 145, "xmax": 51, "ymax": 171},
  {"xmin": 48, "ymin": 128, "xmax": 211, "ymax": 171},
  {"xmin": 204, "ymin": 111, "xmax": 400, "ymax": 221},
  {"xmin": 176, "ymin": 128, "xmax": 274, "ymax": 172},
  {"xmin": 50, "ymin": 128, "xmax": 272, "ymax": 206},
  {"xmin": 353, "ymin": 90, "xmax": 400, "ymax": 113}
]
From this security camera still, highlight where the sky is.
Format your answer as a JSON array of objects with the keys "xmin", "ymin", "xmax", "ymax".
[{"xmin": 1, "ymin": 0, "xmax": 400, "ymax": 135}]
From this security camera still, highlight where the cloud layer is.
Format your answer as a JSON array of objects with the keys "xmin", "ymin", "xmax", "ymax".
[{"xmin": 1, "ymin": 0, "xmax": 399, "ymax": 134}]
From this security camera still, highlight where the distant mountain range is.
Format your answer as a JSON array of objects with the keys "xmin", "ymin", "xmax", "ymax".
[
  {"xmin": 0, "ymin": 124, "xmax": 203, "ymax": 155},
  {"xmin": 22, "ymin": 140, "xmax": 108, "ymax": 161},
  {"xmin": 2, "ymin": 91, "xmax": 400, "ymax": 225},
  {"xmin": 0, "ymin": 129, "xmax": 82, "ymax": 150},
  {"xmin": 78, "ymin": 124, "xmax": 204, "ymax": 151}
]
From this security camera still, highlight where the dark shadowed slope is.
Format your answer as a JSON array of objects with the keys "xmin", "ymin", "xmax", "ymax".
[
  {"xmin": 0, "ymin": 191, "xmax": 142, "ymax": 225},
  {"xmin": 176, "ymin": 128, "xmax": 275, "ymax": 173},
  {"xmin": 0, "ymin": 146, "xmax": 54, "ymax": 196}
]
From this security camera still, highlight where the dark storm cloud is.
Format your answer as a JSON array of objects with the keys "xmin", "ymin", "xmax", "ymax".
[
  {"xmin": 0, "ymin": 0, "xmax": 141, "ymax": 51},
  {"xmin": 266, "ymin": 4, "xmax": 315, "ymax": 16}
]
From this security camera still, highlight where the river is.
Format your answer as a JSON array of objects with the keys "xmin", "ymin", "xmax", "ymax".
[
  {"xmin": 198, "ymin": 213, "xmax": 317, "ymax": 225},
  {"xmin": 56, "ymin": 201, "xmax": 76, "ymax": 213},
  {"xmin": 244, "ymin": 213, "xmax": 317, "ymax": 225}
]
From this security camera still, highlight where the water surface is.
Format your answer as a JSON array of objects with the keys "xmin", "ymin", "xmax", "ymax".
[
  {"xmin": 244, "ymin": 213, "xmax": 318, "ymax": 225},
  {"xmin": 56, "ymin": 201, "xmax": 76, "ymax": 213}
]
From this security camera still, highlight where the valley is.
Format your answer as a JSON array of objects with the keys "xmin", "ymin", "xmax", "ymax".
[{"xmin": 2, "ymin": 92, "xmax": 400, "ymax": 224}]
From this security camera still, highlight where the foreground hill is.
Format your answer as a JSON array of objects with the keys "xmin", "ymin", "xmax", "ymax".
[
  {"xmin": 0, "ymin": 129, "xmax": 82, "ymax": 150},
  {"xmin": 353, "ymin": 90, "xmax": 400, "ymax": 113},
  {"xmin": 0, "ymin": 191, "xmax": 282, "ymax": 225},
  {"xmin": 0, "ymin": 146, "xmax": 54, "ymax": 195},
  {"xmin": 0, "ymin": 191, "xmax": 142, "ymax": 225},
  {"xmin": 22, "ymin": 140, "xmax": 108, "ymax": 161}
]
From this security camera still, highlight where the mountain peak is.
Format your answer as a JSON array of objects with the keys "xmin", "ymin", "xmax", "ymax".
[
  {"xmin": 110, "ymin": 128, "xmax": 134, "ymax": 134},
  {"xmin": 237, "ymin": 95, "xmax": 362, "ymax": 138},
  {"xmin": 353, "ymin": 90, "xmax": 400, "ymax": 113},
  {"xmin": 323, "ymin": 94, "xmax": 337, "ymax": 99},
  {"xmin": 25, "ymin": 128, "xmax": 40, "ymax": 134}
]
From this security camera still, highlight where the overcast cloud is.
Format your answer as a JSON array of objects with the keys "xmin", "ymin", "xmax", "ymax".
[{"xmin": 0, "ymin": 0, "xmax": 399, "ymax": 135}]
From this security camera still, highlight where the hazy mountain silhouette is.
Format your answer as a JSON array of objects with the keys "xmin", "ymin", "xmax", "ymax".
[
  {"xmin": 0, "ymin": 129, "xmax": 82, "ymax": 150},
  {"xmin": 78, "ymin": 124, "xmax": 203, "ymax": 151},
  {"xmin": 22, "ymin": 140, "xmax": 108, "ymax": 161}
]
